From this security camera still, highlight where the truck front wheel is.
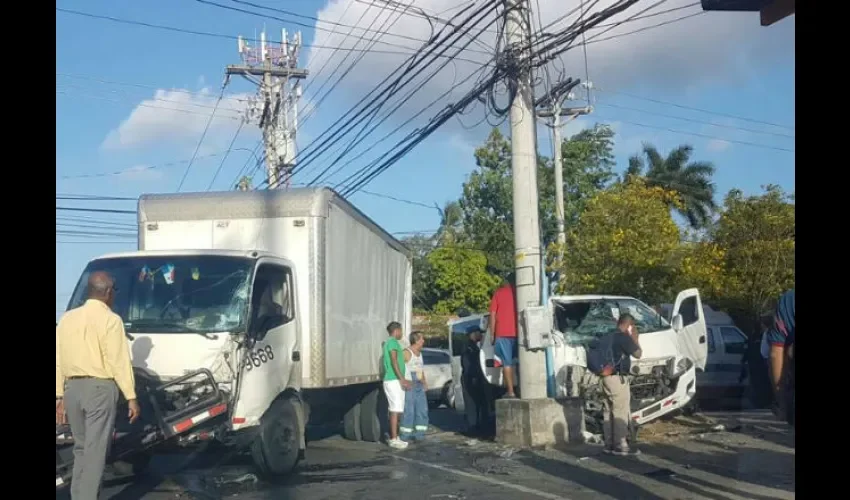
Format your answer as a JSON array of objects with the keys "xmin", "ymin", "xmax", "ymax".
[{"xmin": 251, "ymin": 397, "xmax": 302, "ymax": 479}]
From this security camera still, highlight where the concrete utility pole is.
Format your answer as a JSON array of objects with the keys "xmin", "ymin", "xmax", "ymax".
[
  {"xmin": 227, "ymin": 30, "xmax": 308, "ymax": 189},
  {"xmin": 496, "ymin": 2, "xmax": 587, "ymax": 449},
  {"xmin": 538, "ymin": 103, "xmax": 592, "ymax": 246},
  {"xmin": 505, "ymin": 0, "xmax": 546, "ymax": 401}
]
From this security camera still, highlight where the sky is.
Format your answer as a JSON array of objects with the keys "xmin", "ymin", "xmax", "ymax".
[{"xmin": 56, "ymin": 0, "xmax": 795, "ymax": 318}]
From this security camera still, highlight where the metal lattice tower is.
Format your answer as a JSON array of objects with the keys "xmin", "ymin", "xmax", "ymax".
[{"xmin": 227, "ymin": 30, "xmax": 308, "ymax": 189}]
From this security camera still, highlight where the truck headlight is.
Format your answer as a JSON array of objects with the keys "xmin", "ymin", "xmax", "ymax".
[{"xmin": 673, "ymin": 358, "xmax": 692, "ymax": 378}]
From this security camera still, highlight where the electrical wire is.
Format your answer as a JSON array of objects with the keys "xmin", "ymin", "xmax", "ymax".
[
  {"xmin": 336, "ymin": 1, "xmax": 651, "ymax": 196},
  {"xmin": 301, "ymin": 31, "xmax": 477, "ymax": 186},
  {"xmin": 289, "ymin": 1, "xmax": 494, "ymax": 173},
  {"xmin": 596, "ymin": 101, "xmax": 795, "ymax": 138},
  {"xmin": 59, "ymin": 149, "xmax": 257, "ymax": 180},
  {"xmin": 177, "ymin": 88, "xmax": 227, "ymax": 191},
  {"xmin": 207, "ymin": 120, "xmax": 246, "ymax": 190},
  {"xmin": 298, "ymin": 0, "xmax": 411, "ymax": 131},
  {"xmin": 591, "ymin": 112, "xmax": 795, "ymax": 153},
  {"xmin": 595, "ymin": 86, "xmax": 795, "ymax": 131},
  {"xmin": 57, "ymin": 80, "xmax": 244, "ymax": 112},
  {"xmin": 261, "ymin": 0, "xmax": 502, "ymax": 189},
  {"xmin": 228, "ymin": 141, "xmax": 264, "ymax": 189},
  {"xmin": 196, "ymin": 0, "xmax": 493, "ymax": 57},
  {"xmin": 308, "ymin": 63, "xmax": 490, "ymax": 187},
  {"xmin": 56, "ymin": 6, "xmax": 485, "ymax": 64},
  {"xmin": 56, "ymin": 90, "xmax": 242, "ymax": 120}
]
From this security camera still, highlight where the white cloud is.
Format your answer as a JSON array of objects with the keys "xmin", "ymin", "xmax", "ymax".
[
  {"xmin": 101, "ymin": 88, "xmax": 250, "ymax": 151},
  {"xmin": 707, "ymin": 139, "xmax": 731, "ymax": 152}
]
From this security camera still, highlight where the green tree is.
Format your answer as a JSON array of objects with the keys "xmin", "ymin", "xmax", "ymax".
[
  {"xmin": 712, "ymin": 185, "xmax": 795, "ymax": 330},
  {"xmin": 402, "ymin": 234, "xmax": 437, "ymax": 312},
  {"xmin": 674, "ymin": 239, "xmax": 727, "ymax": 301},
  {"xmin": 560, "ymin": 124, "xmax": 617, "ymax": 228},
  {"xmin": 551, "ymin": 178, "xmax": 683, "ymax": 305},
  {"xmin": 427, "ymin": 246, "xmax": 501, "ymax": 314},
  {"xmin": 627, "ymin": 143, "xmax": 717, "ymax": 229},
  {"xmin": 460, "ymin": 125, "xmax": 616, "ymax": 277}
]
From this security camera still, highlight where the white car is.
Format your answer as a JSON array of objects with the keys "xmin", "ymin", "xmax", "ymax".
[
  {"xmin": 450, "ymin": 289, "xmax": 709, "ymax": 434},
  {"xmin": 421, "ymin": 348, "xmax": 454, "ymax": 409}
]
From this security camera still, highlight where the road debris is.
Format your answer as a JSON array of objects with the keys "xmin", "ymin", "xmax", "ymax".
[
  {"xmin": 644, "ymin": 468, "xmax": 677, "ymax": 479},
  {"xmin": 581, "ymin": 431, "xmax": 603, "ymax": 445}
]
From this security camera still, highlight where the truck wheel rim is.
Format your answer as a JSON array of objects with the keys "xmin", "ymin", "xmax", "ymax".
[{"xmin": 271, "ymin": 419, "xmax": 296, "ymax": 457}]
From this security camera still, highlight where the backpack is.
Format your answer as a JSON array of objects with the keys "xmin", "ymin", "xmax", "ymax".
[{"xmin": 586, "ymin": 331, "xmax": 624, "ymax": 376}]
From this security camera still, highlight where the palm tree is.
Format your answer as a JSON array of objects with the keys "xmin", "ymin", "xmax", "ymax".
[
  {"xmin": 436, "ymin": 200, "xmax": 464, "ymax": 244},
  {"xmin": 627, "ymin": 143, "xmax": 717, "ymax": 229}
]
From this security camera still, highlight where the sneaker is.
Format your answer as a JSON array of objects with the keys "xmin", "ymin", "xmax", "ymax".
[
  {"xmin": 612, "ymin": 445, "xmax": 640, "ymax": 456},
  {"xmin": 388, "ymin": 438, "xmax": 409, "ymax": 449}
]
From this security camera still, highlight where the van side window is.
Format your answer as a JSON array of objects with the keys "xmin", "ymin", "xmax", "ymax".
[
  {"xmin": 707, "ymin": 328, "xmax": 716, "ymax": 353},
  {"xmin": 679, "ymin": 297, "xmax": 699, "ymax": 327},
  {"xmin": 250, "ymin": 264, "xmax": 294, "ymax": 334},
  {"xmin": 720, "ymin": 326, "xmax": 747, "ymax": 355}
]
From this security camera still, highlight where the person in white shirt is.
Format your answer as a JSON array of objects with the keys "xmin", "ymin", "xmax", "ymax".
[{"xmin": 399, "ymin": 331, "xmax": 429, "ymax": 442}]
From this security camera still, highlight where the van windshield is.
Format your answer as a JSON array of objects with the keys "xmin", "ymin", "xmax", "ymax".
[
  {"xmin": 554, "ymin": 298, "xmax": 669, "ymax": 346},
  {"xmin": 66, "ymin": 255, "xmax": 255, "ymax": 334}
]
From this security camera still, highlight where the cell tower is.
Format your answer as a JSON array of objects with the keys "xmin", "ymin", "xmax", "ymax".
[{"xmin": 226, "ymin": 30, "xmax": 308, "ymax": 189}]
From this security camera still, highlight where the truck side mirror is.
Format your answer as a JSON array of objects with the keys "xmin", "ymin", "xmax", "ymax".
[{"xmin": 672, "ymin": 314, "xmax": 683, "ymax": 331}]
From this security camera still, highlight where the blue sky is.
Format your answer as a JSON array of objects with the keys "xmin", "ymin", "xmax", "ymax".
[{"xmin": 56, "ymin": 0, "xmax": 795, "ymax": 317}]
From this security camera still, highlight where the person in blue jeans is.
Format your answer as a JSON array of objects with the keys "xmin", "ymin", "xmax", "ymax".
[{"xmin": 399, "ymin": 331, "xmax": 429, "ymax": 441}]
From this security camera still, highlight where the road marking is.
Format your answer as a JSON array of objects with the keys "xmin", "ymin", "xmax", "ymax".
[{"xmin": 393, "ymin": 455, "xmax": 571, "ymax": 500}]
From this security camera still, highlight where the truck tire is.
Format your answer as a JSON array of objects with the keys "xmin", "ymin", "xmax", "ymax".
[
  {"xmin": 359, "ymin": 387, "xmax": 388, "ymax": 443},
  {"xmin": 342, "ymin": 401, "xmax": 362, "ymax": 441},
  {"xmin": 251, "ymin": 397, "xmax": 302, "ymax": 480}
]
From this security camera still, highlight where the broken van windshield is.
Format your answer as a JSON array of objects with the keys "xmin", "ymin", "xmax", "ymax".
[
  {"xmin": 67, "ymin": 255, "xmax": 255, "ymax": 334},
  {"xmin": 554, "ymin": 298, "xmax": 669, "ymax": 346}
]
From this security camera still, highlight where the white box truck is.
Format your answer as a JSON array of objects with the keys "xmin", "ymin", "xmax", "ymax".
[{"xmin": 56, "ymin": 187, "xmax": 412, "ymax": 486}]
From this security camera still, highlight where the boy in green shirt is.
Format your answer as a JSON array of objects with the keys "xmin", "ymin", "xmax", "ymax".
[{"xmin": 383, "ymin": 321, "xmax": 411, "ymax": 449}]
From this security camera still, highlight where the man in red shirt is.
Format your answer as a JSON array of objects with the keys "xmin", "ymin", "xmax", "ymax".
[{"xmin": 489, "ymin": 272, "xmax": 518, "ymax": 398}]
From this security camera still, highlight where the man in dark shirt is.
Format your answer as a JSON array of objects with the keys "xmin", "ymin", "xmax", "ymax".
[
  {"xmin": 461, "ymin": 328, "xmax": 491, "ymax": 436},
  {"xmin": 600, "ymin": 313, "xmax": 642, "ymax": 456}
]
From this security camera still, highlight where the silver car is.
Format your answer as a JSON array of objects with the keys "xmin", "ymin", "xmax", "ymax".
[{"xmin": 421, "ymin": 348, "xmax": 454, "ymax": 409}]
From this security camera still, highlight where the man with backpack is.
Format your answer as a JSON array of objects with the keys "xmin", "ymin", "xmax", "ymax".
[{"xmin": 587, "ymin": 313, "xmax": 643, "ymax": 456}]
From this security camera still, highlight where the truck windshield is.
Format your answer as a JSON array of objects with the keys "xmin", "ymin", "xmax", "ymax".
[
  {"xmin": 554, "ymin": 298, "xmax": 669, "ymax": 346},
  {"xmin": 66, "ymin": 255, "xmax": 255, "ymax": 334}
]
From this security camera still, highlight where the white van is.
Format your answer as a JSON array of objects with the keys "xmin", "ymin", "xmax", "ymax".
[
  {"xmin": 661, "ymin": 304, "xmax": 749, "ymax": 399},
  {"xmin": 449, "ymin": 289, "xmax": 709, "ymax": 430}
]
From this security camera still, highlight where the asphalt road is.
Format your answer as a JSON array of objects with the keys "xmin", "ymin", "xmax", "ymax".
[{"xmin": 62, "ymin": 408, "xmax": 794, "ymax": 500}]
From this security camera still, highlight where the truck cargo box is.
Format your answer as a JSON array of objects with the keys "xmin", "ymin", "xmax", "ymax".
[{"xmin": 137, "ymin": 187, "xmax": 412, "ymax": 389}]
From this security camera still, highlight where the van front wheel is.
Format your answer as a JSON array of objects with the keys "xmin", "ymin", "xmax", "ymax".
[{"xmin": 251, "ymin": 397, "xmax": 303, "ymax": 480}]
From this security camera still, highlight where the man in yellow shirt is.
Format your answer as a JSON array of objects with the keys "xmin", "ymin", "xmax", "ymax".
[{"xmin": 56, "ymin": 271, "xmax": 140, "ymax": 499}]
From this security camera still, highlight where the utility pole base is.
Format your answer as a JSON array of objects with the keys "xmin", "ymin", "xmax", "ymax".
[{"xmin": 495, "ymin": 397, "xmax": 585, "ymax": 448}]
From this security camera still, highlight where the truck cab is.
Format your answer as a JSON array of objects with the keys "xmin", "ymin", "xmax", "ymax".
[{"xmin": 63, "ymin": 249, "xmax": 306, "ymax": 474}]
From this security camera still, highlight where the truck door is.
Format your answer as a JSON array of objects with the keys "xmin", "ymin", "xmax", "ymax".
[
  {"xmin": 672, "ymin": 289, "xmax": 709, "ymax": 371},
  {"xmin": 231, "ymin": 262, "xmax": 298, "ymax": 429},
  {"xmin": 478, "ymin": 314, "xmax": 517, "ymax": 388}
]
